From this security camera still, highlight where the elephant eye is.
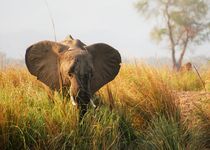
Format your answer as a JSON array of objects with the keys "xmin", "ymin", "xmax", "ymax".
[
  {"xmin": 68, "ymin": 65, "xmax": 75, "ymax": 74},
  {"xmin": 69, "ymin": 73, "xmax": 73, "ymax": 78}
]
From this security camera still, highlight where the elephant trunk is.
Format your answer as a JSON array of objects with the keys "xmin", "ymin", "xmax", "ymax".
[
  {"xmin": 77, "ymin": 89, "xmax": 90, "ymax": 119},
  {"xmin": 69, "ymin": 74, "xmax": 94, "ymax": 119}
]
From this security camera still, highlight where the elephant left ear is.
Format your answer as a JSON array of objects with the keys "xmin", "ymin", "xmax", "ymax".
[
  {"xmin": 25, "ymin": 41, "xmax": 69, "ymax": 90},
  {"xmin": 85, "ymin": 43, "xmax": 121, "ymax": 94}
]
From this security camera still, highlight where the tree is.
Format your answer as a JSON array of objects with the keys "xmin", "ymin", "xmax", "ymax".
[{"xmin": 135, "ymin": 0, "xmax": 210, "ymax": 70}]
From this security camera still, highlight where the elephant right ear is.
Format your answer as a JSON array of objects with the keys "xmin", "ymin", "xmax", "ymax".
[{"xmin": 25, "ymin": 41, "xmax": 69, "ymax": 90}]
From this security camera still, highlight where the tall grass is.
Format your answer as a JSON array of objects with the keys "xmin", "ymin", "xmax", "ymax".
[
  {"xmin": 190, "ymin": 95, "xmax": 210, "ymax": 149},
  {"xmin": 0, "ymin": 64, "xmax": 209, "ymax": 149}
]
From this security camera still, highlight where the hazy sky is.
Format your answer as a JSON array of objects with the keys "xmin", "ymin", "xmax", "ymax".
[{"xmin": 0, "ymin": 0, "xmax": 209, "ymax": 59}]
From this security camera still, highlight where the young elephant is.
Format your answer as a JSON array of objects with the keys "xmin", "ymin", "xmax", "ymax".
[{"xmin": 25, "ymin": 37, "xmax": 121, "ymax": 117}]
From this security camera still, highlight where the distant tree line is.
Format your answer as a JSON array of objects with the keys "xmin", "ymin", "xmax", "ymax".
[{"xmin": 0, "ymin": 51, "xmax": 27, "ymax": 69}]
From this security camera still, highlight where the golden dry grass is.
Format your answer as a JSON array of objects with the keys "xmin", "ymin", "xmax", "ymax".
[{"xmin": 0, "ymin": 64, "xmax": 209, "ymax": 149}]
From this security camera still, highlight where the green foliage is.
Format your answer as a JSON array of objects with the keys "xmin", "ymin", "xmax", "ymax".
[
  {"xmin": 150, "ymin": 27, "xmax": 168, "ymax": 43},
  {"xmin": 139, "ymin": 115, "xmax": 190, "ymax": 150}
]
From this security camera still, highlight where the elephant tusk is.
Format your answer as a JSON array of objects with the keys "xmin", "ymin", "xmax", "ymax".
[
  {"xmin": 90, "ymin": 99, "xmax": 96, "ymax": 108},
  {"xmin": 71, "ymin": 96, "xmax": 77, "ymax": 106},
  {"xmin": 70, "ymin": 88, "xmax": 77, "ymax": 106}
]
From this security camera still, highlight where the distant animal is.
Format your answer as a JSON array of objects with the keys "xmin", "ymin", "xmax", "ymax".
[
  {"xmin": 180, "ymin": 62, "xmax": 192, "ymax": 72},
  {"xmin": 25, "ymin": 35, "xmax": 121, "ymax": 117}
]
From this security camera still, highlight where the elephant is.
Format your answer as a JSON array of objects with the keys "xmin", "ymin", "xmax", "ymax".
[
  {"xmin": 61, "ymin": 35, "xmax": 86, "ymax": 49},
  {"xmin": 25, "ymin": 36, "xmax": 121, "ymax": 117}
]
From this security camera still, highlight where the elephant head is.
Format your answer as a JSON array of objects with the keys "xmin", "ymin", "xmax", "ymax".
[
  {"xmin": 60, "ymin": 35, "xmax": 86, "ymax": 50},
  {"xmin": 25, "ymin": 37, "xmax": 121, "ymax": 116}
]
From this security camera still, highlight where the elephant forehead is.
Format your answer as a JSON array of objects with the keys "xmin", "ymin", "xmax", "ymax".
[
  {"xmin": 60, "ymin": 39, "xmax": 86, "ymax": 48},
  {"xmin": 61, "ymin": 49, "xmax": 84, "ymax": 57},
  {"xmin": 59, "ymin": 50, "xmax": 92, "ymax": 72},
  {"xmin": 73, "ymin": 55, "xmax": 92, "ymax": 74},
  {"xmin": 61, "ymin": 49, "xmax": 91, "ymax": 61}
]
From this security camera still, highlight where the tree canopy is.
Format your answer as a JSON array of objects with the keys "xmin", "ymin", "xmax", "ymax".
[{"xmin": 135, "ymin": 0, "xmax": 210, "ymax": 70}]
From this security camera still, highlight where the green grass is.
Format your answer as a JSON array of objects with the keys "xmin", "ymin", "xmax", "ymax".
[{"xmin": 0, "ymin": 65, "xmax": 209, "ymax": 149}]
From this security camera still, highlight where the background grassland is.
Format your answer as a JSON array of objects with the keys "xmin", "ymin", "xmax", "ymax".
[{"xmin": 0, "ymin": 64, "xmax": 209, "ymax": 150}]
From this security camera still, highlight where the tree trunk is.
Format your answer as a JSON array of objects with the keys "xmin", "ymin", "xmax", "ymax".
[
  {"xmin": 177, "ymin": 37, "xmax": 189, "ymax": 71},
  {"xmin": 165, "ymin": 2, "xmax": 178, "ymax": 71},
  {"xmin": 172, "ymin": 49, "xmax": 178, "ymax": 70}
]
